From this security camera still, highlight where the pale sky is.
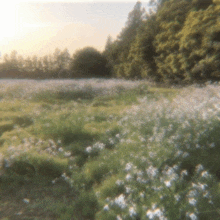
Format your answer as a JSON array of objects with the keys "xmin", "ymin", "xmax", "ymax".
[{"xmin": 0, "ymin": 0, "xmax": 151, "ymax": 58}]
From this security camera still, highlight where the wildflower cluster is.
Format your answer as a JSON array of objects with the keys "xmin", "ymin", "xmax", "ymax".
[
  {"xmin": 96, "ymin": 84, "xmax": 220, "ymax": 219},
  {"xmin": 85, "ymin": 142, "xmax": 106, "ymax": 155},
  {"xmin": 0, "ymin": 79, "xmax": 146, "ymax": 101}
]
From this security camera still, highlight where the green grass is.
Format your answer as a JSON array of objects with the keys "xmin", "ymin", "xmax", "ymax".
[
  {"xmin": 1, "ymin": 79, "xmax": 220, "ymax": 219},
  {"xmin": 0, "ymin": 79, "xmax": 152, "ymax": 219}
]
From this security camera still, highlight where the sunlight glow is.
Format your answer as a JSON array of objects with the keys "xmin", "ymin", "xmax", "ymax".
[{"xmin": 0, "ymin": 2, "xmax": 17, "ymax": 40}]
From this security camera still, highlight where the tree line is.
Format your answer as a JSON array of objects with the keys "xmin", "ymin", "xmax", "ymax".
[
  {"xmin": 0, "ymin": 47, "xmax": 111, "ymax": 79},
  {"xmin": 1, "ymin": 0, "xmax": 220, "ymax": 84},
  {"xmin": 104, "ymin": 0, "xmax": 220, "ymax": 84}
]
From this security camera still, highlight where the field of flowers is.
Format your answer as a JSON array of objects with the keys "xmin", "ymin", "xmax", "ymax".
[{"xmin": 0, "ymin": 79, "xmax": 220, "ymax": 220}]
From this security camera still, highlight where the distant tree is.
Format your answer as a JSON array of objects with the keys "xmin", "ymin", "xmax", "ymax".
[
  {"xmin": 17, "ymin": 55, "xmax": 25, "ymax": 72},
  {"xmin": 1, "ymin": 51, "xmax": 23, "ymax": 78},
  {"xmin": 103, "ymin": 35, "xmax": 115, "ymax": 75},
  {"xmin": 51, "ymin": 48, "xmax": 71, "ymax": 78},
  {"xmin": 103, "ymin": 35, "xmax": 114, "ymax": 56},
  {"xmin": 24, "ymin": 56, "xmax": 33, "ymax": 74},
  {"xmin": 9, "ymin": 50, "xmax": 19, "ymax": 70},
  {"xmin": 70, "ymin": 47, "xmax": 110, "ymax": 78},
  {"xmin": 3, "ymin": 50, "xmax": 19, "ymax": 70}
]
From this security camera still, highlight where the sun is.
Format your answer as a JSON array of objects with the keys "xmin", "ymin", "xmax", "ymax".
[{"xmin": 0, "ymin": 1, "xmax": 18, "ymax": 40}]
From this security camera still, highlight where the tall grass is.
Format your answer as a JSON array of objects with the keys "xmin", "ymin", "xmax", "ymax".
[
  {"xmin": 0, "ymin": 79, "xmax": 148, "ymax": 101},
  {"xmin": 0, "ymin": 79, "xmax": 220, "ymax": 219},
  {"xmin": 93, "ymin": 84, "xmax": 220, "ymax": 219}
]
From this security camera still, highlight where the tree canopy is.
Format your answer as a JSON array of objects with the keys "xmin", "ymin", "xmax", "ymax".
[
  {"xmin": 103, "ymin": 0, "xmax": 220, "ymax": 84},
  {"xmin": 70, "ymin": 47, "xmax": 110, "ymax": 78}
]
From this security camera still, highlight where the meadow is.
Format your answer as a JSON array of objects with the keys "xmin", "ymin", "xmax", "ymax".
[{"xmin": 0, "ymin": 79, "xmax": 220, "ymax": 220}]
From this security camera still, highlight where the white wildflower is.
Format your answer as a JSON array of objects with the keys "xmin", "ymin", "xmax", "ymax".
[
  {"xmin": 188, "ymin": 198, "xmax": 197, "ymax": 206},
  {"xmin": 174, "ymin": 194, "xmax": 181, "ymax": 201},
  {"xmin": 58, "ymin": 147, "xmax": 63, "ymax": 152},
  {"xmin": 164, "ymin": 180, "xmax": 171, "ymax": 187},
  {"xmin": 201, "ymin": 171, "xmax": 209, "ymax": 178},
  {"xmin": 85, "ymin": 146, "xmax": 92, "ymax": 153},
  {"xmin": 23, "ymin": 198, "xmax": 30, "ymax": 204},
  {"xmin": 146, "ymin": 165, "xmax": 158, "ymax": 179},
  {"xmin": 140, "ymin": 192, "xmax": 145, "ymax": 198},
  {"xmin": 125, "ymin": 187, "xmax": 131, "ymax": 194},
  {"xmin": 103, "ymin": 204, "xmax": 109, "ymax": 211},
  {"xmin": 195, "ymin": 164, "xmax": 204, "ymax": 173},
  {"xmin": 126, "ymin": 174, "xmax": 132, "ymax": 181},
  {"xmin": 116, "ymin": 134, "xmax": 120, "ymax": 138},
  {"xmin": 116, "ymin": 215, "xmax": 122, "ymax": 220},
  {"xmin": 146, "ymin": 209, "xmax": 154, "ymax": 219},
  {"xmin": 116, "ymin": 180, "xmax": 124, "ymax": 186},
  {"xmin": 189, "ymin": 213, "xmax": 197, "ymax": 220},
  {"xmin": 146, "ymin": 207, "xmax": 166, "ymax": 220},
  {"xmin": 64, "ymin": 151, "xmax": 71, "ymax": 157},
  {"xmin": 182, "ymin": 152, "xmax": 189, "ymax": 158},
  {"xmin": 129, "ymin": 206, "xmax": 136, "ymax": 217},
  {"xmin": 181, "ymin": 170, "xmax": 188, "ymax": 176},
  {"xmin": 114, "ymin": 194, "xmax": 127, "ymax": 209},
  {"xmin": 210, "ymin": 143, "xmax": 215, "ymax": 148},
  {"xmin": 125, "ymin": 162, "xmax": 133, "ymax": 172}
]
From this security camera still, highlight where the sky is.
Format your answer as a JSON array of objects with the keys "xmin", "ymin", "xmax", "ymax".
[{"xmin": 0, "ymin": 0, "xmax": 151, "ymax": 58}]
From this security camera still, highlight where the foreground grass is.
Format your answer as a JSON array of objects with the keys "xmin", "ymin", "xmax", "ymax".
[
  {"xmin": 1, "ymin": 79, "xmax": 220, "ymax": 219},
  {"xmin": 0, "ymin": 79, "xmax": 152, "ymax": 219}
]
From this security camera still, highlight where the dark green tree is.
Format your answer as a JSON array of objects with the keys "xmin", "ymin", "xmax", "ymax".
[
  {"xmin": 111, "ymin": 1, "xmax": 146, "ymax": 78},
  {"xmin": 128, "ymin": 12, "xmax": 160, "ymax": 80},
  {"xmin": 70, "ymin": 47, "xmax": 110, "ymax": 78},
  {"xmin": 116, "ymin": 1, "xmax": 145, "ymax": 60},
  {"xmin": 103, "ymin": 35, "xmax": 115, "ymax": 76},
  {"xmin": 153, "ymin": 0, "xmax": 193, "ymax": 83}
]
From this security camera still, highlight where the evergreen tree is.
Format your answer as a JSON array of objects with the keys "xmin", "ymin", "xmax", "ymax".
[
  {"xmin": 116, "ymin": 1, "xmax": 145, "ymax": 61},
  {"xmin": 153, "ymin": 0, "xmax": 193, "ymax": 83},
  {"xmin": 128, "ymin": 12, "xmax": 160, "ymax": 80},
  {"xmin": 178, "ymin": 2, "xmax": 220, "ymax": 82},
  {"xmin": 111, "ymin": 1, "xmax": 146, "ymax": 78},
  {"xmin": 103, "ymin": 35, "xmax": 115, "ymax": 76}
]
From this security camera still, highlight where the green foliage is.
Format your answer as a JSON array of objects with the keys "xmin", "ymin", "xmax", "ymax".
[
  {"xmin": 105, "ymin": 0, "xmax": 220, "ymax": 84},
  {"xmin": 74, "ymin": 190, "xmax": 99, "ymax": 219},
  {"xmin": 128, "ymin": 12, "xmax": 160, "ymax": 80},
  {"xmin": 115, "ymin": 1, "xmax": 145, "ymax": 62},
  {"xmin": 0, "ymin": 121, "xmax": 14, "ymax": 136},
  {"xmin": 70, "ymin": 47, "xmax": 110, "ymax": 78},
  {"xmin": 2, "ymin": 79, "xmax": 220, "ymax": 219},
  {"xmin": 153, "ymin": 0, "xmax": 192, "ymax": 83},
  {"xmin": 34, "ymin": 110, "xmax": 92, "ymax": 145},
  {"xmin": 84, "ymin": 160, "xmax": 110, "ymax": 184},
  {"xmin": 178, "ymin": 4, "xmax": 220, "ymax": 82},
  {"xmin": 0, "ymin": 48, "xmax": 71, "ymax": 79},
  {"xmin": 103, "ymin": 1, "xmax": 145, "ymax": 78},
  {"xmin": 13, "ymin": 115, "xmax": 33, "ymax": 128}
]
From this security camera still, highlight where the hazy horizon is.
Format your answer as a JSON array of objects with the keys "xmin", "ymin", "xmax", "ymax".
[{"xmin": 0, "ymin": 0, "xmax": 151, "ymax": 59}]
